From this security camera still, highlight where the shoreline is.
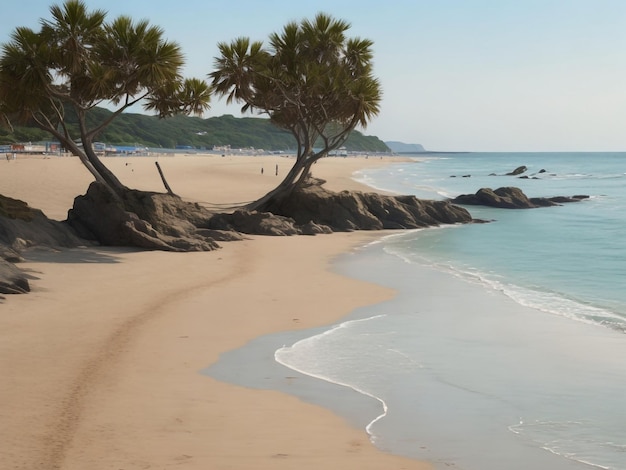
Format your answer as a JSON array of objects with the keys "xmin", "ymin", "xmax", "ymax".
[
  {"xmin": 0, "ymin": 155, "xmax": 432, "ymax": 469},
  {"xmin": 325, "ymin": 228, "xmax": 624, "ymax": 470}
]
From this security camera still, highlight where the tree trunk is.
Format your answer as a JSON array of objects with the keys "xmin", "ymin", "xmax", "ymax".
[
  {"xmin": 295, "ymin": 158, "xmax": 317, "ymax": 186},
  {"xmin": 83, "ymin": 143, "xmax": 127, "ymax": 197},
  {"xmin": 62, "ymin": 139, "xmax": 109, "ymax": 186},
  {"xmin": 76, "ymin": 111, "xmax": 128, "ymax": 199},
  {"xmin": 247, "ymin": 156, "xmax": 308, "ymax": 211}
]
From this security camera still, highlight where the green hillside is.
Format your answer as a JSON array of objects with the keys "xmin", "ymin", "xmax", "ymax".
[{"xmin": 0, "ymin": 108, "xmax": 390, "ymax": 153}]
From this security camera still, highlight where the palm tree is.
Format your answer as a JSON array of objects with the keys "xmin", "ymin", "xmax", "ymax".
[
  {"xmin": 210, "ymin": 13, "xmax": 381, "ymax": 210},
  {"xmin": 0, "ymin": 0, "xmax": 211, "ymax": 198}
]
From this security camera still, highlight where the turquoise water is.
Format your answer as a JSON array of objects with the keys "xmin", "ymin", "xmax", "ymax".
[
  {"xmin": 275, "ymin": 153, "xmax": 626, "ymax": 470},
  {"xmin": 356, "ymin": 153, "xmax": 626, "ymax": 330}
]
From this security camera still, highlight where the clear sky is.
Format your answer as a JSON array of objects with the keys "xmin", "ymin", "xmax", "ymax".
[{"xmin": 2, "ymin": 0, "xmax": 626, "ymax": 151}]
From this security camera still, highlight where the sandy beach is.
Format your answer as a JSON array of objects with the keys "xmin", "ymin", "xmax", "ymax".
[{"xmin": 0, "ymin": 154, "xmax": 431, "ymax": 469}]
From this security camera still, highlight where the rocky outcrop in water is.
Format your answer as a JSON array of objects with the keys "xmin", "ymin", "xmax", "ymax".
[
  {"xmin": 450, "ymin": 187, "xmax": 589, "ymax": 209},
  {"xmin": 506, "ymin": 165, "xmax": 528, "ymax": 176}
]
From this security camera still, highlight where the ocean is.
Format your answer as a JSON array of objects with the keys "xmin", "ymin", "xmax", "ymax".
[
  {"xmin": 208, "ymin": 152, "xmax": 626, "ymax": 470},
  {"xmin": 353, "ymin": 152, "xmax": 626, "ymax": 332}
]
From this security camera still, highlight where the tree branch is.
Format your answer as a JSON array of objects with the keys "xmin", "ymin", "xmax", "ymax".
[{"xmin": 85, "ymin": 92, "xmax": 149, "ymax": 140}]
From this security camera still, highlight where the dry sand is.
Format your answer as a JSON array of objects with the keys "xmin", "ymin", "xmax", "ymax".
[{"xmin": 0, "ymin": 154, "xmax": 432, "ymax": 469}]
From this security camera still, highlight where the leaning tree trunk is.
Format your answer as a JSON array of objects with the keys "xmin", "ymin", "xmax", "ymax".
[
  {"xmin": 62, "ymin": 139, "xmax": 109, "ymax": 186},
  {"xmin": 295, "ymin": 157, "xmax": 317, "ymax": 186},
  {"xmin": 83, "ymin": 143, "xmax": 128, "ymax": 197},
  {"xmin": 75, "ymin": 112, "xmax": 128, "ymax": 199},
  {"xmin": 246, "ymin": 156, "xmax": 310, "ymax": 212}
]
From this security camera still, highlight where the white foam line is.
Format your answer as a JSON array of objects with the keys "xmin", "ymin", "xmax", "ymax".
[
  {"xmin": 382, "ymin": 237, "xmax": 626, "ymax": 333},
  {"xmin": 274, "ymin": 315, "xmax": 389, "ymax": 443},
  {"xmin": 539, "ymin": 446, "xmax": 610, "ymax": 470},
  {"xmin": 274, "ymin": 349, "xmax": 388, "ymax": 443}
]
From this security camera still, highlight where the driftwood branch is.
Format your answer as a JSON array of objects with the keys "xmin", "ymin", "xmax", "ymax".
[{"xmin": 155, "ymin": 161, "xmax": 175, "ymax": 195}]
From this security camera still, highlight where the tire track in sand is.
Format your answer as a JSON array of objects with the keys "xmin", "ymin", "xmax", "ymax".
[{"xmin": 41, "ymin": 243, "xmax": 255, "ymax": 470}]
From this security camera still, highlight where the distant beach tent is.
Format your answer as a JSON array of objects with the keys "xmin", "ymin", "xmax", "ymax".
[
  {"xmin": 1, "ymin": 141, "xmax": 122, "ymax": 155},
  {"xmin": 329, "ymin": 146, "xmax": 348, "ymax": 157},
  {"xmin": 3, "ymin": 142, "xmax": 51, "ymax": 154},
  {"xmin": 92, "ymin": 142, "xmax": 149, "ymax": 156}
]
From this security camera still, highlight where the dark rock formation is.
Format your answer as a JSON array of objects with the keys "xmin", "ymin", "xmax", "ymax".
[
  {"xmin": 3, "ymin": 179, "xmax": 475, "ymax": 295},
  {"xmin": 0, "ymin": 258, "xmax": 30, "ymax": 296},
  {"xmin": 208, "ymin": 210, "xmax": 303, "ymax": 236},
  {"xmin": 67, "ymin": 182, "xmax": 243, "ymax": 252},
  {"xmin": 451, "ymin": 187, "xmax": 589, "ymax": 209},
  {"xmin": 0, "ymin": 244, "xmax": 23, "ymax": 263},
  {"xmin": 0, "ymin": 194, "xmax": 87, "ymax": 297},
  {"xmin": 506, "ymin": 166, "xmax": 528, "ymax": 176},
  {"xmin": 462, "ymin": 166, "xmax": 549, "ymax": 179},
  {"xmin": 0, "ymin": 194, "xmax": 85, "ymax": 251},
  {"xmin": 68, "ymin": 180, "xmax": 474, "ymax": 247},
  {"xmin": 260, "ymin": 178, "xmax": 473, "ymax": 231}
]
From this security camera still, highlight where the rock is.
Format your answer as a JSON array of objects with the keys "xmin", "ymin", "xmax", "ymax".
[
  {"xmin": 533, "ymin": 195, "xmax": 589, "ymax": 205},
  {"xmin": 67, "ymin": 182, "xmax": 220, "ymax": 252},
  {"xmin": 0, "ymin": 194, "xmax": 85, "ymax": 297},
  {"xmin": 208, "ymin": 210, "xmax": 301, "ymax": 236},
  {"xmin": 485, "ymin": 187, "xmax": 534, "ymax": 208},
  {"xmin": 0, "ymin": 194, "xmax": 85, "ymax": 251},
  {"xmin": 0, "ymin": 245, "xmax": 23, "ymax": 263},
  {"xmin": 0, "ymin": 257, "xmax": 30, "ymax": 295},
  {"xmin": 193, "ymin": 228, "xmax": 247, "ymax": 242},
  {"xmin": 263, "ymin": 179, "xmax": 473, "ymax": 230},
  {"xmin": 451, "ymin": 187, "xmax": 589, "ymax": 209},
  {"xmin": 300, "ymin": 221, "xmax": 334, "ymax": 235},
  {"xmin": 66, "ymin": 179, "xmax": 470, "ymax": 246},
  {"xmin": 527, "ymin": 196, "xmax": 560, "ymax": 207},
  {"xmin": 452, "ymin": 187, "xmax": 516, "ymax": 208},
  {"xmin": 506, "ymin": 165, "xmax": 528, "ymax": 176}
]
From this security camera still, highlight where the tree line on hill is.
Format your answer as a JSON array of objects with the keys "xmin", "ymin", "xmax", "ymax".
[{"xmin": 0, "ymin": 106, "xmax": 390, "ymax": 153}]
